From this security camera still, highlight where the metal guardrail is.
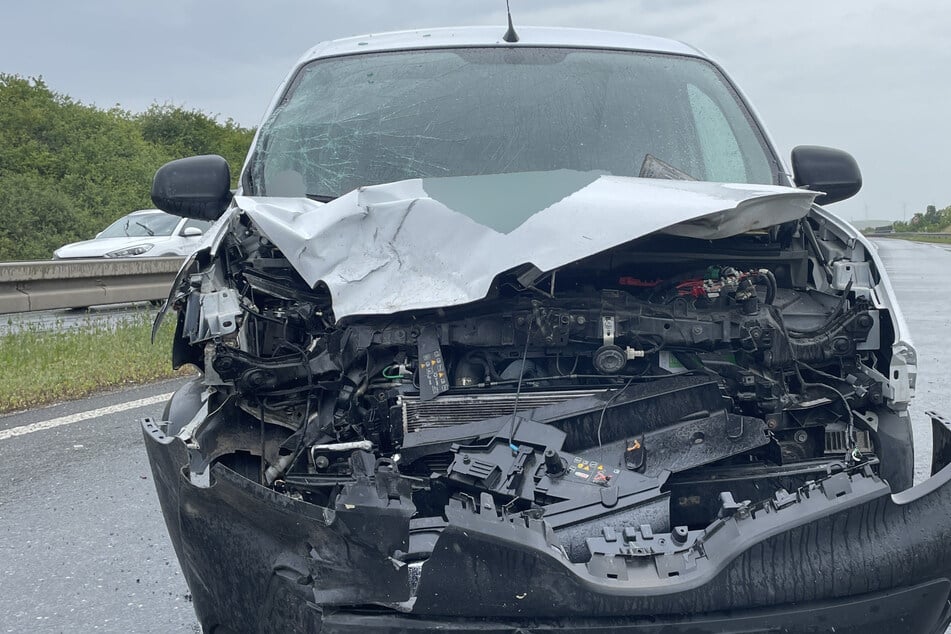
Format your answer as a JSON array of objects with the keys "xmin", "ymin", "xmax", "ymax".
[
  {"xmin": 867, "ymin": 232, "xmax": 951, "ymax": 238},
  {"xmin": 0, "ymin": 257, "xmax": 185, "ymax": 314}
]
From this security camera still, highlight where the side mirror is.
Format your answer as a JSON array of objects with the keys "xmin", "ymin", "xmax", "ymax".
[
  {"xmin": 791, "ymin": 145, "xmax": 862, "ymax": 205},
  {"xmin": 151, "ymin": 155, "xmax": 232, "ymax": 221},
  {"xmin": 181, "ymin": 226, "xmax": 204, "ymax": 238}
]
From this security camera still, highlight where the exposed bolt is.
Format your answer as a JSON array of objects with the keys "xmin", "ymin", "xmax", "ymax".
[
  {"xmin": 832, "ymin": 337, "xmax": 851, "ymax": 354},
  {"xmin": 247, "ymin": 371, "xmax": 268, "ymax": 387}
]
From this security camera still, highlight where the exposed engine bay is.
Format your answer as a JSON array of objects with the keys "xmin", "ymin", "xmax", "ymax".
[{"xmin": 160, "ymin": 201, "xmax": 914, "ymax": 567}]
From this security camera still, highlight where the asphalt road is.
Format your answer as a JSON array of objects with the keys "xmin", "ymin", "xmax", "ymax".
[
  {"xmin": 0, "ymin": 237, "xmax": 948, "ymax": 633},
  {"xmin": 873, "ymin": 238, "xmax": 951, "ymax": 482},
  {"xmin": 0, "ymin": 378, "xmax": 198, "ymax": 633}
]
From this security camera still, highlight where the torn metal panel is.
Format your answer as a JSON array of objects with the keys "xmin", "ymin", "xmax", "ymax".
[{"xmin": 239, "ymin": 173, "xmax": 816, "ymax": 320}]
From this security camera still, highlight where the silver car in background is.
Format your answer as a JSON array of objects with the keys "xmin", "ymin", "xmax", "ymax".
[{"xmin": 53, "ymin": 209, "xmax": 211, "ymax": 259}]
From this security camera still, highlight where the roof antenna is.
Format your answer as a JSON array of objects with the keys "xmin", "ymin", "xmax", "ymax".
[{"xmin": 502, "ymin": 0, "xmax": 519, "ymax": 43}]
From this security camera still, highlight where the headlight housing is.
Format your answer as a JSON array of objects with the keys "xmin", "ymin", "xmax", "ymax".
[{"xmin": 105, "ymin": 243, "xmax": 154, "ymax": 258}]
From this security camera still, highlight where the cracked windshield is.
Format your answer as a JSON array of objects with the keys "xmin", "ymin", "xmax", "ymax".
[{"xmin": 249, "ymin": 47, "xmax": 776, "ymax": 199}]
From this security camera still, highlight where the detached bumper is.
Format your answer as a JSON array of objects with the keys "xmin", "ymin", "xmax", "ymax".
[{"xmin": 142, "ymin": 405, "xmax": 951, "ymax": 634}]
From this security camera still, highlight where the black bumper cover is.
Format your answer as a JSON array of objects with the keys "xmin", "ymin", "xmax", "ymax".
[{"xmin": 142, "ymin": 400, "xmax": 951, "ymax": 633}]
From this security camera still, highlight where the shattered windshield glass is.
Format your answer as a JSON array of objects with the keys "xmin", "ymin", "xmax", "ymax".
[{"xmin": 248, "ymin": 47, "xmax": 777, "ymax": 198}]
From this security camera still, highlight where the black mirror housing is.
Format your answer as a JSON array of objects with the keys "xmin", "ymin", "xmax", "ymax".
[
  {"xmin": 151, "ymin": 155, "xmax": 233, "ymax": 221},
  {"xmin": 791, "ymin": 145, "xmax": 862, "ymax": 205}
]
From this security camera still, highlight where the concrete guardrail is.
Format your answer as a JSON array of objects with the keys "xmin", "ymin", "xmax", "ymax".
[{"xmin": 0, "ymin": 257, "xmax": 186, "ymax": 314}]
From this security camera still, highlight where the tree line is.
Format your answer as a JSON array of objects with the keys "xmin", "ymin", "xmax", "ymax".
[
  {"xmin": 891, "ymin": 205, "xmax": 951, "ymax": 234},
  {"xmin": 0, "ymin": 75, "xmax": 255, "ymax": 260}
]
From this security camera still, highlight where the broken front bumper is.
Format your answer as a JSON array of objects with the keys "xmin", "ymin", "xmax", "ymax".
[{"xmin": 142, "ymin": 388, "xmax": 951, "ymax": 633}]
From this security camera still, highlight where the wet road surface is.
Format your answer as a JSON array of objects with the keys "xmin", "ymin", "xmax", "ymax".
[
  {"xmin": 873, "ymin": 238, "xmax": 951, "ymax": 482},
  {"xmin": 0, "ymin": 378, "xmax": 198, "ymax": 633}
]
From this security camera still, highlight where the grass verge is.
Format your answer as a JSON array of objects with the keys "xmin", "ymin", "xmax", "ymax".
[{"xmin": 0, "ymin": 311, "xmax": 189, "ymax": 414}]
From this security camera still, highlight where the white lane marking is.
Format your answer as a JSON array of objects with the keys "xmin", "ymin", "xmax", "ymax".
[{"xmin": 0, "ymin": 393, "xmax": 174, "ymax": 441}]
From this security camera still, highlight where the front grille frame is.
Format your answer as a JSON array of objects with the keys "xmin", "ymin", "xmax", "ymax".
[{"xmin": 401, "ymin": 388, "xmax": 605, "ymax": 434}]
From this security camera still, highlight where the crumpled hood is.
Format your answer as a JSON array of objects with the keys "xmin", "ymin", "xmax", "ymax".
[{"xmin": 237, "ymin": 171, "xmax": 817, "ymax": 320}]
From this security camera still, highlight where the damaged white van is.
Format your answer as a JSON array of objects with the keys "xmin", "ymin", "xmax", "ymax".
[{"xmin": 142, "ymin": 25, "xmax": 951, "ymax": 633}]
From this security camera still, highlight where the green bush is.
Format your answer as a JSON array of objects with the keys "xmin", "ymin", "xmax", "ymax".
[
  {"xmin": 0, "ymin": 74, "xmax": 255, "ymax": 260},
  {"xmin": 892, "ymin": 204, "xmax": 951, "ymax": 233},
  {"xmin": 0, "ymin": 172, "xmax": 85, "ymax": 260}
]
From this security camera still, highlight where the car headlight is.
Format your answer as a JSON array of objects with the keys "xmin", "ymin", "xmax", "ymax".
[{"xmin": 105, "ymin": 243, "xmax": 154, "ymax": 258}]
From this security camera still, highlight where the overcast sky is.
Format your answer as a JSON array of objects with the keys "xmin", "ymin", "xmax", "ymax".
[{"xmin": 2, "ymin": 1, "xmax": 947, "ymax": 222}]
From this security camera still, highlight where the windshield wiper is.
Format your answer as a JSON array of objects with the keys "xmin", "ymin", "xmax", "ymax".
[
  {"xmin": 135, "ymin": 221, "xmax": 155, "ymax": 236},
  {"xmin": 638, "ymin": 154, "xmax": 696, "ymax": 181},
  {"xmin": 305, "ymin": 194, "xmax": 338, "ymax": 203}
]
